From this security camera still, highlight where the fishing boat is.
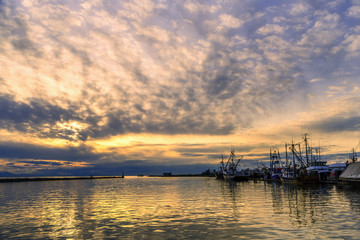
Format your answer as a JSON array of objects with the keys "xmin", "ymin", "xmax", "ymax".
[
  {"xmin": 302, "ymin": 144, "xmax": 329, "ymax": 183},
  {"xmin": 281, "ymin": 134, "xmax": 329, "ymax": 184},
  {"xmin": 222, "ymin": 149, "xmax": 242, "ymax": 180},
  {"xmin": 281, "ymin": 166, "xmax": 298, "ymax": 183},
  {"xmin": 326, "ymin": 162, "xmax": 347, "ymax": 183},
  {"xmin": 215, "ymin": 149, "xmax": 248, "ymax": 181},
  {"xmin": 223, "ymin": 173, "xmax": 236, "ymax": 180},
  {"xmin": 281, "ymin": 141, "xmax": 301, "ymax": 183},
  {"xmin": 304, "ymin": 165, "xmax": 329, "ymax": 183},
  {"xmin": 265, "ymin": 148, "xmax": 282, "ymax": 181}
]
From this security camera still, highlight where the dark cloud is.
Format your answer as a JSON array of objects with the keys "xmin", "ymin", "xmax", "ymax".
[
  {"xmin": 175, "ymin": 143, "xmax": 270, "ymax": 160},
  {"xmin": 0, "ymin": 9, "xmax": 42, "ymax": 57},
  {"xmin": 306, "ymin": 115, "xmax": 360, "ymax": 133},
  {"xmin": 0, "ymin": 171, "xmax": 17, "ymax": 177},
  {"xmin": 204, "ymin": 64, "xmax": 246, "ymax": 99},
  {"xmin": 0, "ymin": 92, "xmax": 235, "ymax": 141},
  {"xmin": 144, "ymin": 118, "xmax": 234, "ymax": 135},
  {"xmin": 0, "ymin": 94, "xmax": 85, "ymax": 140},
  {"xmin": 0, "ymin": 142, "xmax": 103, "ymax": 162},
  {"xmin": 68, "ymin": 46, "xmax": 93, "ymax": 68},
  {"xmin": 18, "ymin": 160, "xmax": 68, "ymax": 166},
  {"xmin": 0, "ymin": 95, "xmax": 76, "ymax": 124},
  {"xmin": 181, "ymin": 153, "xmax": 205, "ymax": 157}
]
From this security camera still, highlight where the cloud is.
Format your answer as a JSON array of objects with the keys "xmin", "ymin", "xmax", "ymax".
[
  {"xmin": 184, "ymin": 1, "xmax": 220, "ymax": 14},
  {"xmin": 0, "ymin": 91, "xmax": 236, "ymax": 142},
  {"xmin": 257, "ymin": 24, "xmax": 285, "ymax": 35},
  {"xmin": 0, "ymin": 0, "xmax": 322, "ymax": 141},
  {"xmin": 18, "ymin": 160, "xmax": 69, "ymax": 166},
  {"xmin": 0, "ymin": 140, "xmax": 229, "ymax": 175},
  {"xmin": 0, "ymin": 94, "xmax": 93, "ymax": 141},
  {"xmin": 306, "ymin": 115, "xmax": 360, "ymax": 133},
  {"xmin": 310, "ymin": 78, "xmax": 324, "ymax": 83},
  {"xmin": 347, "ymin": 5, "xmax": 360, "ymax": 18},
  {"xmin": 1, "ymin": 0, "xmax": 360, "ymax": 175},
  {"xmin": 342, "ymin": 34, "xmax": 360, "ymax": 58},
  {"xmin": 0, "ymin": 141, "xmax": 102, "ymax": 162},
  {"xmin": 218, "ymin": 14, "xmax": 244, "ymax": 30},
  {"xmin": 289, "ymin": 2, "xmax": 311, "ymax": 16},
  {"xmin": 299, "ymin": 11, "xmax": 343, "ymax": 47}
]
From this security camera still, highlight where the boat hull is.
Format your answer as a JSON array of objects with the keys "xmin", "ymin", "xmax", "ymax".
[
  {"xmin": 281, "ymin": 176, "xmax": 299, "ymax": 183},
  {"xmin": 234, "ymin": 175, "xmax": 249, "ymax": 181},
  {"xmin": 214, "ymin": 172, "xmax": 224, "ymax": 180},
  {"xmin": 223, "ymin": 175, "xmax": 235, "ymax": 180}
]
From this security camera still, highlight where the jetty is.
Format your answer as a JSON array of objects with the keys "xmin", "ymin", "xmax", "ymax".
[{"xmin": 0, "ymin": 175, "xmax": 124, "ymax": 183}]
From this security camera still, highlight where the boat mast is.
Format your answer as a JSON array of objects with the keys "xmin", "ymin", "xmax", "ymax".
[
  {"xmin": 292, "ymin": 140, "xmax": 296, "ymax": 176},
  {"xmin": 235, "ymin": 156, "xmax": 243, "ymax": 169},
  {"xmin": 350, "ymin": 141, "xmax": 360, "ymax": 163},
  {"xmin": 285, "ymin": 143, "xmax": 288, "ymax": 166},
  {"xmin": 220, "ymin": 155, "xmax": 225, "ymax": 171},
  {"xmin": 277, "ymin": 149, "xmax": 282, "ymax": 168},
  {"xmin": 304, "ymin": 133, "xmax": 310, "ymax": 166},
  {"xmin": 350, "ymin": 148, "xmax": 358, "ymax": 163}
]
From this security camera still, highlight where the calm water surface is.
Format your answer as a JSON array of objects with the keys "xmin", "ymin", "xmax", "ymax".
[{"xmin": 0, "ymin": 177, "xmax": 360, "ymax": 239}]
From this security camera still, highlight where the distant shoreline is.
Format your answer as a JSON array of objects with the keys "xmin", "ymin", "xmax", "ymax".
[
  {"xmin": 146, "ymin": 174, "xmax": 209, "ymax": 177},
  {"xmin": 0, "ymin": 175, "xmax": 124, "ymax": 183}
]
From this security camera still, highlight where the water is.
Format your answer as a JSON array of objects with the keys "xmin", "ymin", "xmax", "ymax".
[{"xmin": 0, "ymin": 177, "xmax": 360, "ymax": 239}]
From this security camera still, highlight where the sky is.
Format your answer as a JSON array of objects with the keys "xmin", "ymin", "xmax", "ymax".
[{"xmin": 1, "ymin": 0, "xmax": 360, "ymax": 176}]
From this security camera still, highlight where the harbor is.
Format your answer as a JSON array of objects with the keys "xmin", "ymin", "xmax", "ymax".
[
  {"xmin": 1, "ymin": 0, "xmax": 360, "ymax": 239},
  {"xmin": 214, "ymin": 133, "xmax": 360, "ymax": 187}
]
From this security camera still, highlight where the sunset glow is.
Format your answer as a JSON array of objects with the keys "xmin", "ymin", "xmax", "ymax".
[{"xmin": 1, "ymin": 0, "xmax": 360, "ymax": 176}]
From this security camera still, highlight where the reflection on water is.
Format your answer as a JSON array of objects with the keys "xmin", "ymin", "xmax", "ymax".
[{"xmin": 0, "ymin": 177, "xmax": 360, "ymax": 239}]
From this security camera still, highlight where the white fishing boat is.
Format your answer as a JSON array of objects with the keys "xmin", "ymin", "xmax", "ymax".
[
  {"xmin": 223, "ymin": 172, "xmax": 236, "ymax": 180},
  {"xmin": 266, "ymin": 148, "xmax": 282, "ymax": 181},
  {"xmin": 281, "ymin": 165, "xmax": 298, "ymax": 183},
  {"xmin": 326, "ymin": 162, "xmax": 347, "ymax": 183},
  {"xmin": 216, "ymin": 149, "xmax": 247, "ymax": 181},
  {"xmin": 281, "ymin": 133, "xmax": 328, "ymax": 184},
  {"xmin": 222, "ymin": 149, "xmax": 242, "ymax": 180}
]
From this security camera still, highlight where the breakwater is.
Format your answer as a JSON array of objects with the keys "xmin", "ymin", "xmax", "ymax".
[{"xmin": 0, "ymin": 175, "xmax": 124, "ymax": 183}]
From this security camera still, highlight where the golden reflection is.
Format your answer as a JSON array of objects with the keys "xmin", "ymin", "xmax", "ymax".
[
  {"xmin": 1, "ymin": 178, "xmax": 360, "ymax": 239},
  {"xmin": 23, "ymin": 178, "xmax": 185, "ymax": 239}
]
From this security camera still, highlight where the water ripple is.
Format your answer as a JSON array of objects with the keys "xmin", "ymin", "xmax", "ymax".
[{"xmin": 0, "ymin": 178, "xmax": 360, "ymax": 239}]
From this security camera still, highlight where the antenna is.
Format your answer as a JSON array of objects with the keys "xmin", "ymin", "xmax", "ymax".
[{"xmin": 355, "ymin": 141, "xmax": 360, "ymax": 151}]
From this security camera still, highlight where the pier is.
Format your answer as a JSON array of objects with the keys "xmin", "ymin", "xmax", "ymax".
[{"xmin": 0, "ymin": 175, "xmax": 124, "ymax": 183}]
